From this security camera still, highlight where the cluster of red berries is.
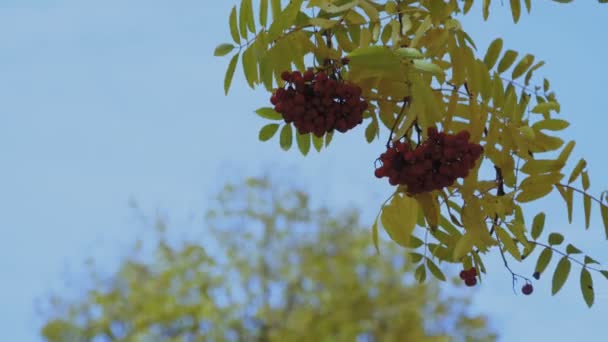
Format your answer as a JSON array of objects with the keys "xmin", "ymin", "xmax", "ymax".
[
  {"xmin": 522, "ymin": 283, "xmax": 533, "ymax": 295},
  {"xmin": 270, "ymin": 69, "xmax": 368, "ymax": 137},
  {"xmin": 459, "ymin": 267, "xmax": 478, "ymax": 287},
  {"xmin": 374, "ymin": 127, "xmax": 483, "ymax": 194}
]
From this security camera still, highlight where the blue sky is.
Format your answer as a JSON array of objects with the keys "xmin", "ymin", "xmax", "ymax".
[{"xmin": 0, "ymin": 1, "xmax": 607, "ymax": 341}]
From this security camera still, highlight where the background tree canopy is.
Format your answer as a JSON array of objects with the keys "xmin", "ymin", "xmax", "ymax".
[{"xmin": 41, "ymin": 178, "xmax": 496, "ymax": 341}]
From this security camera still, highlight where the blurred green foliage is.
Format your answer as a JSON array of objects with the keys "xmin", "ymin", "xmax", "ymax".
[{"xmin": 41, "ymin": 177, "xmax": 496, "ymax": 342}]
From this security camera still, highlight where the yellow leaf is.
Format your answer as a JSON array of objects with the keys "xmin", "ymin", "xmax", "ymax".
[
  {"xmin": 415, "ymin": 192, "xmax": 440, "ymax": 229},
  {"xmin": 531, "ymin": 101, "xmax": 560, "ymax": 114},
  {"xmin": 497, "ymin": 50, "xmax": 518, "ymax": 74},
  {"xmin": 512, "ymin": 53, "xmax": 534, "ymax": 79},
  {"xmin": 557, "ymin": 140, "xmax": 575, "ymax": 164},
  {"xmin": 453, "ymin": 232, "xmax": 475, "ymax": 260},
  {"xmin": 568, "ymin": 158, "xmax": 586, "ymax": 184},
  {"xmin": 308, "ymin": 18, "xmax": 339, "ymax": 29},
  {"xmin": 509, "ymin": 0, "xmax": 521, "ymax": 23},
  {"xmin": 556, "ymin": 185, "xmax": 574, "ymax": 223},
  {"xmin": 532, "ymin": 119, "xmax": 570, "ymax": 131},
  {"xmin": 520, "ymin": 159, "xmax": 564, "ymax": 175},
  {"xmin": 381, "ymin": 194, "xmax": 419, "ymax": 247},
  {"xmin": 241, "ymin": 46, "xmax": 258, "ymax": 88},
  {"xmin": 496, "ymin": 226, "xmax": 522, "ymax": 260},
  {"xmin": 372, "ymin": 219, "xmax": 380, "ymax": 254}
]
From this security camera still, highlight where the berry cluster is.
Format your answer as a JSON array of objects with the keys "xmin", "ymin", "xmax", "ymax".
[
  {"xmin": 459, "ymin": 267, "xmax": 478, "ymax": 287},
  {"xmin": 270, "ymin": 69, "xmax": 368, "ymax": 137},
  {"xmin": 522, "ymin": 283, "xmax": 533, "ymax": 295},
  {"xmin": 374, "ymin": 127, "xmax": 483, "ymax": 194}
]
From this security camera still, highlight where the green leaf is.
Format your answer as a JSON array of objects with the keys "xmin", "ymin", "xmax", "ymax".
[
  {"xmin": 296, "ymin": 132, "xmax": 311, "ymax": 156},
  {"xmin": 584, "ymin": 193, "xmax": 591, "ymax": 230},
  {"xmin": 531, "ymin": 101, "xmax": 560, "ymax": 114},
  {"xmin": 325, "ymin": 131, "xmax": 333, "ymax": 147},
  {"xmin": 482, "ymin": 0, "xmax": 491, "ymax": 20},
  {"xmin": 524, "ymin": 0, "xmax": 531, "ymax": 12},
  {"xmin": 260, "ymin": 0, "xmax": 268, "ymax": 27},
  {"xmin": 415, "ymin": 263, "xmax": 427, "ymax": 282},
  {"xmin": 426, "ymin": 258, "xmax": 446, "ymax": 281},
  {"xmin": 601, "ymin": 201, "xmax": 608, "ymax": 239},
  {"xmin": 224, "ymin": 53, "xmax": 239, "ymax": 95},
  {"xmin": 365, "ymin": 120, "xmax": 377, "ymax": 143},
  {"xmin": 532, "ymin": 119, "xmax": 570, "ymax": 131},
  {"xmin": 268, "ymin": 0, "xmax": 303, "ymax": 40},
  {"xmin": 510, "ymin": 0, "xmax": 521, "ymax": 23},
  {"xmin": 271, "ymin": 0, "xmax": 281, "ymax": 20},
  {"xmin": 531, "ymin": 212, "xmax": 545, "ymax": 240},
  {"xmin": 380, "ymin": 194, "xmax": 419, "ymax": 247},
  {"xmin": 548, "ymin": 233, "xmax": 564, "ymax": 246},
  {"xmin": 556, "ymin": 185, "xmax": 574, "ymax": 223},
  {"xmin": 229, "ymin": 6, "xmax": 240, "ymax": 44},
  {"xmin": 279, "ymin": 124, "xmax": 293, "ymax": 150},
  {"xmin": 255, "ymin": 107, "xmax": 283, "ymax": 120},
  {"xmin": 258, "ymin": 123, "xmax": 279, "ymax": 141},
  {"xmin": 497, "ymin": 50, "xmax": 518, "ymax": 74},
  {"xmin": 566, "ymin": 244, "xmax": 582, "ymax": 254},
  {"xmin": 409, "ymin": 252, "xmax": 424, "ymax": 263},
  {"xmin": 552, "ymin": 256, "xmax": 571, "ymax": 295},
  {"xmin": 582, "ymin": 171, "xmax": 590, "ymax": 190},
  {"xmin": 601, "ymin": 270, "xmax": 608, "ymax": 280},
  {"xmin": 483, "ymin": 38, "xmax": 503, "ymax": 70},
  {"xmin": 580, "ymin": 268, "xmax": 594, "ymax": 307},
  {"xmin": 239, "ymin": 0, "xmax": 250, "ymax": 38},
  {"xmin": 584, "ymin": 255, "xmax": 599, "ymax": 265},
  {"xmin": 511, "ymin": 54, "xmax": 534, "ymax": 79},
  {"xmin": 312, "ymin": 134, "xmax": 323, "ymax": 152},
  {"xmin": 535, "ymin": 248, "xmax": 552, "ymax": 275}
]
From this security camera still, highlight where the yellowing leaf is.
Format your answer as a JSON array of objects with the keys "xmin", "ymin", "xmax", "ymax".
[
  {"xmin": 531, "ymin": 101, "xmax": 560, "ymax": 114},
  {"xmin": 531, "ymin": 212, "xmax": 545, "ymax": 240},
  {"xmin": 552, "ymin": 256, "xmax": 571, "ymax": 295},
  {"xmin": 415, "ymin": 192, "xmax": 440, "ymax": 229},
  {"xmin": 412, "ymin": 60, "xmax": 443, "ymax": 74},
  {"xmin": 497, "ymin": 50, "xmax": 518, "ymax": 74},
  {"xmin": 532, "ymin": 119, "xmax": 570, "ymax": 131},
  {"xmin": 371, "ymin": 219, "xmax": 380, "ymax": 254},
  {"xmin": 453, "ymin": 232, "xmax": 474, "ymax": 260},
  {"xmin": 255, "ymin": 107, "xmax": 283, "ymax": 120},
  {"xmin": 396, "ymin": 47, "xmax": 424, "ymax": 59},
  {"xmin": 496, "ymin": 226, "xmax": 522, "ymax": 260},
  {"xmin": 381, "ymin": 194, "xmax": 419, "ymax": 247},
  {"xmin": 520, "ymin": 159, "xmax": 563, "ymax": 175},
  {"xmin": 229, "ymin": 6, "xmax": 240, "ymax": 44},
  {"xmin": 568, "ymin": 158, "xmax": 586, "ymax": 184},
  {"xmin": 512, "ymin": 53, "xmax": 534, "ymax": 79},
  {"xmin": 224, "ymin": 53, "xmax": 239, "ymax": 95},
  {"xmin": 242, "ymin": 46, "xmax": 258, "ymax": 88},
  {"xmin": 308, "ymin": 18, "xmax": 339, "ymax": 29},
  {"xmin": 426, "ymin": 258, "xmax": 446, "ymax": 281},
  {"xmin": 260, "ymin": 0, "xmax": 268, "ymax": 27},
  {"xmin": 556, "ymin": 185, "xmax": 574, "ymax": 223},
  {"xmin": 557, "ymin": 140, "xmax": 575, "ymax": 164}
]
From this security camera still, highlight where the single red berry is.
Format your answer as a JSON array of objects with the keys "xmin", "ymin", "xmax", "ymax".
[
  {"xmin": 522, "ymin": 283, "xmax": 533, "ymax": 295},
  {"xmin": 467, "ymin": 267, "xmax": 477, "ymax": 278},
  {"xmin": 459, "ymin": 270, "xmax": 467, "ymax": 280},
  {"xmin": 281, "ymin": 71, "xmax": 291, "ymax": 82},
  {"xmin": 465, "ymin": 277, "xmax": 477, "ymax": 287}
]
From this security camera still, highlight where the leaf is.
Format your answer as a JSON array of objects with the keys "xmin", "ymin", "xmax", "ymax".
[
  {"xmin": 532, "ymin": 119, "xmax": 570, "ymax": 131},
  {"xmin": 566, "ymin": 244, "xmax": 582, "ymax": 254},
  {"xmin": 584, "ymin": 192, "xmax": 591, "ymax": 230},
  {"xmin": 271, "ymin": 0, "xmax": 281, "ymax": 20},
  {"xmin": 268, "ymin": 0, "xmax": 303, "ymax": 40},
  {"xmin": 552, "ymin": 256, "xmax": 571, "ymax": 295},
  {"xmin": 412, "ymin": 60, "xmax": 443, "ymax": 74},
  {"xmin": 531, "ymin": 101, "xmax": 560, "ymax": 114},
  {"xmin": 242, "ymin": 46, "xmax": 258, "ymax": 88},
  {"xmin": 371, "ymin": 220, "xmax": 380, "ymax": 254},
  {"xmin": 548, "ymin": 233, "xmax": 564, "ymax": 246},
  {"xmin": 497, "ymin": 50, "xmax": 518, "ymax": 74},
  {"xmin": 255, "ymin": 107, "xmax": 283, "ymax": 120},
  {"xmin": 409, "ymin": 252, "xmax": 424, "ymax": 263},
  {"xmin": 556, "ymin": 185, "xmax": 574, "ymax": 223},
  {"xmin": 557, "ymin": 140, "xmax": 575, "ymax": 164},
  {"xmin": 365, "ymin": 120, "xmax": 377, "ymax": 143},
  {"xmin": 524, "ymin": 0, "xmax": 531, "ymax": 12},
  {"xmin": 239, "ymin": 0, "xmax": 251, "ymax": 38},
  {"xmin": 535, "ymin": 247, "xmax": 553, "ymax": 275},
  {"xmin": 296, "ymin": 132, "xmax": 311, "ymax": 156},
  {"xmin": 224, "ymin": 53, "xmax": 239, "ymax": 95},
  {"xmin": 483, "ymin": 38, "xmax": 503, "ymax": 70},
  {"xmin": 260, "ymin": 0, "xmax": 268, "ymax": 27},
  {"xmin": 325, "ymin": 130, "xmax": 333, "ymax": 147},
  {"xmin": 426, "ymin": 258, "xmax": 446, "ymax": 281},
  {"xmin": 415, "ymin": 263, "xmax": 427, "ymax": 282},
  {"xmin": 568, "ymin": 158, "xmax": 586, "ymax": 184},
  {"xmin": 584, "ymin": 255, "xmax": 599, "ymax": 265},
  {"xmin": 531, "ymin": 212, "xmax": 545, "ymax": 240},
  {"xmin": 312, "ymin": 134, "xmax": 323, "ymax": 152},
  {"xmin": 497, "ymin": 226, "xmax": 521, "ymax": 260},
  {"xmin": 380, "ymin": 194, "xmax": 418, "ymax": 247},
  {"xmin": 601, "ymin": 270, "xmax": 608, "ymax": 280},
  {"xmin": 414, "ymin": 192, "xmax": 440, "ymax": 230},
  {"xmin": 512, "ymin": 54, "xmax": 534, "ymax": 79},
  {"xmin": 601, "ymin": 201, "xmax": 608, "ymax": 239},
  {"xmin": 483, "ymin": 0, "xmax": 491, "ymax": 20},
  {"xmin": 258, "ymin": 123, "xmax": 279, "ymax": 141},
  {"xmin": 510, "ymin": 0, "xmax": 521, "ymax": 23},
  {"xmin": 279, "ymin": 124, "xmax": 293, "ymax": 150},
  {"xmin": 229, "ymin": 6, "xmax": 240, "ymax": 44},
  {"xmin": 453, "ymin": 233, "xmax": 474, "ymax": 260},
  {"xmin": 580, "ymin": 268, "xmax": 594, "ymax": 307},
  {"xmin": 396, "ymin": 47, "xmax": 424, "ymax": 59}
]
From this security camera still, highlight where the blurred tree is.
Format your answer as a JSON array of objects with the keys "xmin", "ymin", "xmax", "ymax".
[{"xmin": 41, "ymin": 177, "xmax": 496, "ymax": 342}]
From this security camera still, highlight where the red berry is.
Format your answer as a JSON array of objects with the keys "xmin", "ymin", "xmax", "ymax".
[
  {"xmin": 465, "ymin": 277, "xmax": 477, "ymax": 287},
  {"xmin": 281, "ymin": 71, "xmax": 291, "ymax": 82},
  {"xmin": 522, "ymin": 283, "xmax": 533, "ymax": 295},
  {"xmin": 459, "ymin": 270, "xmax": 467, "ymax": 280}
]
